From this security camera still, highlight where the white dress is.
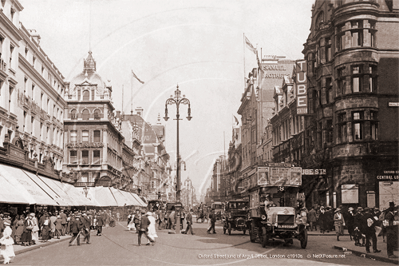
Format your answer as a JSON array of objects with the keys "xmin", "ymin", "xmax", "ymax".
[
  {"xmin": 0, "ymin": 226, "xmax": 15, "ymax": 262},
  {"xmin": 127, "ymin": 215, "xmax": 136, "ymax": 231},
  {"xmin": 147, "ymin": 216, "xmax": 158, "ymax": 240}
]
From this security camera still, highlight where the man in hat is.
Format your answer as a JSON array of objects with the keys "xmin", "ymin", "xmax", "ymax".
[
  {"xmin": 60, "ymin": 210, "xmax": 67, "ymax": 236},
  {"xmin": 363, "ymin": 207, "xmax": 381, "ymax": 253},
  {"xmin": 69, "ymin": 214, "xmax": 83, "ymax": 246},
  {"xmin": 207, "ymin": 209, "xmax": 216, "ymax": 234},
  {"xmin": 333, "ymin": 208, "xmax": 345, "ymax": 241},
  {"xmin": 354, "ymin": 207, "xmax": 365, "ymax": 246},
  {"xmin": 345, "ymin": 207, "xmax": 355, "ymax": 241},
  {"xmin": 137, "ymin": 210, "xmax": 154, "ymax": 246},
  {"xmin": 183, "ymin": 209, "xmax": 194, "ymax": 235},
  {"xmin": 94, "ymin": 212, "xmax": 104, "ymax": 236},
  {"xmin": 81, "ymin": 213, "xmax": 91, "ymax": 244},
  {"xmin": 385, "ymin": 202, "xmax": 398, "ymax": 258}
]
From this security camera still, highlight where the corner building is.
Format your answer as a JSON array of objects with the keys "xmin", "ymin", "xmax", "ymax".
[{"xmin": 302, "ymin": 0, "xmax": 399, "ymax": 209}]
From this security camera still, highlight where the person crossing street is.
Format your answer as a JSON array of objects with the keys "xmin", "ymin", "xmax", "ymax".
[
  {"xmin": 207, "ymin": 209, "xmax": 216, "ymax": 234},
  {"xmin": 137, "ymin": 211, "xmax": 154, "ymax": 246},
  {"xmin": 183, "ymin": 209, "xmax": 194, "ymax": 235}
]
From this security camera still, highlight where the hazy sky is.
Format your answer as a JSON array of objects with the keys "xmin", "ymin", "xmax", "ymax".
[{"xmin": 19, "ymin": 0, "xmax": 314, "ymax": 197}]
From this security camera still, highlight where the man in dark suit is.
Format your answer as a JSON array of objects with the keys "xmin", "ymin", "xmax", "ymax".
[
  {"xmin": 69, "ymin": 215, "xmax": 83, "ymax": 246},
  {"xmin": 138, "ymin": 211, "xmax": 154, "ymax": 246},
  {"xmin": 94, "ymin": 212, "xmax": 104, "ymax": 236},
  {"xmin": 81, "ymin": 213, "xmax": 92, "ymax": 244},
  {"xmin": 362, "ymin": 207, "xmax": 381, "ymax": 253},
  {"xmin": 183, "ymin": 209, "xmax": 194, "ymax": 235},
  {"xmin": 207, "ymin": 209, "xmax": 216, "ymax": 234}
]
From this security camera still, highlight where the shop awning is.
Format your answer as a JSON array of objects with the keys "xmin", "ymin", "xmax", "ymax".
[
  {"xmin": 22, "ymin": 171, "xmax": 71, "ymax": 207},
  {"xmin": 130, "ymin": 193, "xmax": 147, "ymax": 207},
  {"xmin": 59, "ymin": 183, "xmax": 96, "ymax": 206},
  {"xmin": 34, "ymin": 175, "xmax": 76, "ymax": 207},
  {"xmin": 120, "ymin": 190, "xmax": 142, "ymax": 206},
  {"xmin": 0, "ymin": 164, "xmax": 58, "ymax": 206},
  {"xmin": 92, "ymin": 187, "xmax": 118, "ymax": 207},
  {"xmin": 0, "ymin": 170, "xmax": 30, "ymax": 204},
  {"xmin": 109, "ymin": 188, "xmax": 129, "ymax": 207}
]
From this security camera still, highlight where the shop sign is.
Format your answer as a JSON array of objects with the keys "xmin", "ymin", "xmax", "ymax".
[
  {"xmin": 302, "ymin": 169, "xmax": 326, "ymax": 175},
  {"xmin": 296, "ymin": 60, "xmax": 308, "ymax": 115},
  {"xmin": 376, "ymin": 170, "xmax": 399, "ymax": 181}
]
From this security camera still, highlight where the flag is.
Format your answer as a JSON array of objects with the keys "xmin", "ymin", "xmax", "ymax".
[
  {"xmin": 244, "ymin": 34, "xmax": 257, "ymax": 54},
  {"xmin": 131, "ymin": 70, "xmax": 144, "ymax": 84},
  {"xmin": 233, "ymin": 115, "xmax": 239, "ymax": 125}
]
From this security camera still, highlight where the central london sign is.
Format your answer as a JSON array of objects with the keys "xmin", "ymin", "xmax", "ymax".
[{"xmin": 296, "ymin": 60, "xmax": 308, "ymax": 115}]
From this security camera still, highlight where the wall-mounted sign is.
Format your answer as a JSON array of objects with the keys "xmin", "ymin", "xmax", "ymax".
[
  {"xmin": 302, "ymin": 169, "xmax": 326, "ymax": 175},
  {"xmin": 388, "ymin": 102, "xmax": 399, "ymax": 107},
  {"xmin": 341, "ymin": 184, "xmax": 358, "ymax": 204},
  {"xmin": 296, "ymin": 60, "xmax": 308, "ymax": 115}
]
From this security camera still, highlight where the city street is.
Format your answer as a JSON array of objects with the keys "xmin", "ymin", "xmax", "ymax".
[{"xmin": 11, "ymin": 220, "xmax": 393, "ymax": 266}]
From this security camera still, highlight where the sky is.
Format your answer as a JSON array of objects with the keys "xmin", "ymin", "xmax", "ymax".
[{"xmin": 19, "ymin": 0, "xmax": 315, "ymax": 199}]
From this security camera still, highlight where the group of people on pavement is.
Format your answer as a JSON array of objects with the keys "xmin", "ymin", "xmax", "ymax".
[{"xmin": 306, "ymin": 202, "xmax": 399, "ymax": 258}]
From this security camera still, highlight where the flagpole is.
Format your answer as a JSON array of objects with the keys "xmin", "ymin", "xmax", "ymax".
[
  {"xmin": 243, "ymin": 33, "xmax": 246, "ymax": 89},
  {"xmin": 131, "ymin": 71, "xmax": 134, "ymax": 115}
]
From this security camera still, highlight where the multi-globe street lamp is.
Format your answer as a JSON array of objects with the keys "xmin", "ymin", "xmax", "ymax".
[{"xmin": 164, "ymin": 85, "xmax": 192, "ymax": 233}]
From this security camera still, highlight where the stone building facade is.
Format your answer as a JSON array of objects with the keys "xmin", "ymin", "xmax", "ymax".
[{"xmin": 301, "ymin": 0, "xmax": 399, "ymax": 209}]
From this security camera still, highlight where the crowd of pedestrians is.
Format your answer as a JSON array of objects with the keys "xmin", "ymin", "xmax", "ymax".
[{"xmin": 306, "ymin": 202, "xmax": 398, "ymax": 258}]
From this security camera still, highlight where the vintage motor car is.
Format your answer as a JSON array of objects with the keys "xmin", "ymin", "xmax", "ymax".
[{"xmin": 223, "ymin": 199, "xmax": 250, "ymax": 235}]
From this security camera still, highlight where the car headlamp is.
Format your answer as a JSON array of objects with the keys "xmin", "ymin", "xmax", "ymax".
[{"xmin": 261, "ymin": 215, "xmax": 266, "ymax": 220}]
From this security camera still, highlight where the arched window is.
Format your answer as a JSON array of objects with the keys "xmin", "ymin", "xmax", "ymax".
[
  {"xmin": 94, "ymin": 109, "xmax": 101, "ymax": 120},
  {"xmin": 82, "ymin": 109, "xmax": 90, "ymax": 120},
  {"xmin": 316, "ymin": 12, "xmax": 324, "ymax": 29},
  {"xmin": 70, "ymin": 109, "xmax": 77, "ymax": 120},
  {"xmin": 83, "ymin": 90, "xmax": 90, "ymax": 101}
]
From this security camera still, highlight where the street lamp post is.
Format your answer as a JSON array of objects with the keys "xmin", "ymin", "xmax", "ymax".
[{"xmin": 164, "ymin": 85, "xmax": 192, "ymax": 234}]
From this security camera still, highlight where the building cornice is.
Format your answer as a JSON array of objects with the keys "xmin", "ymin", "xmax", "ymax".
[
  {"xmin": 0, "ymin": 11, "xmax": 22, "ymax": 44},
  {"xmin": 19, "ymin": 23, "xmax": 65, "ymax": 82},
  {"xmin": 19, "ymin": 54, "xmax": 67, "ymax": 107}
]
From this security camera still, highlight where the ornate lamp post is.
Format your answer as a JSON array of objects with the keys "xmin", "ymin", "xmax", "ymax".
[{"xmin": 164, "ymin": 85, "xmax": 192, "ymax": 233}]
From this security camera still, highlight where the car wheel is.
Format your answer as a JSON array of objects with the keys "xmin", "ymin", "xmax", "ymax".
[
  {"xmin": 300, "ymin": 228, "xmax": 308, "ymax": 249},
  {"xmin": 228, "ymin": 223, "xmax": 232, "ymax": 235}
]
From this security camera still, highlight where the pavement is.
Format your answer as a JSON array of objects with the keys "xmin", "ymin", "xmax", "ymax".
[{"xmin": 3, "ymin": 221, "xmax": 398, "ymax": 265}]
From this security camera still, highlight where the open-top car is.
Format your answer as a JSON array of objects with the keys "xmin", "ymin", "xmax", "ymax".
[{"xmin": 223, "ymin": 199, "xmax": 249, "ymax": 235}]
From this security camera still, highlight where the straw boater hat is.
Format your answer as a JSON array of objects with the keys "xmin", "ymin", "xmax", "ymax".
[
  {"xmin": 357, "ymin": 207, "xmax": 363, "ymax": 212},
  {"xmin": 348, "ymin": 207, "xmax": 354, "ymax": 211},
  {"xmin": 145, "ymin": 212, "xmax": 152, "ymax": 216},
  {"xmin": 3, "ymin": 219, "xmax": 11, "ymax": 226},
  {"xmin": 334, "ymin": 208, "xmax": 341, "ymax": 213}
]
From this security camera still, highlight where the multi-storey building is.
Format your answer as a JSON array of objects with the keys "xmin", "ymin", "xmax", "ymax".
[
  {"xmin": 301, "ymin": 0, "xmax": 399, "ymax": 208},
  {"xmin": 0, "ymin": 0, "xmax": 65, "ymax": 176},
  {"xmin": 121, "ymin": 110, "xmax": 170, "ymax": 200},
  {"xmin": 63, "ymin": 51, "xmax": 133, "ymax": 191}
]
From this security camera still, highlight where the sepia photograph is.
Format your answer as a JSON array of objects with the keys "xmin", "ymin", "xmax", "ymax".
[{"xmin": 0, "ymin": 0, "xmax": 398, "ymax": 265}]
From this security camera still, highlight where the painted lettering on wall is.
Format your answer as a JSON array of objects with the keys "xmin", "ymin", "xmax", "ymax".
[{"xmin": 296, "ymin": 60, "xmax": 308, "ymax": 115}]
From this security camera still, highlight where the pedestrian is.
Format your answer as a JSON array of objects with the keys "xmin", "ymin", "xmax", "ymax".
[
  {"xmin": 137, "ymin": 211, "xmax": 154, "ymax": 246},
  {"xmin": 94, "ymin": 212, "xmax": 104, "ymax": 236},
  {"xmin": 49, "ymin": 212, "xmax": 57, "ymax": 239},
  {"xmin": 333, "ymin": 208, "xmax": 345, "ymax": 241},
  {"xmin": 308, "ymin": 207, "xmax": 317, "ymax": 231},
  {"xmin": 68, "ymin": 215, "xmax": 83, "ymax": 246},
  {"xmin": 41, "ymin": 214, "xmax": 50, "ymax": 242},
  {"xmin": 0, "ymin": 219, "xmax": 15, "ymax": 264},
  {"xmin": 384, "ymin": 202, "xmax": 398, "ymax": 258},
  {"xmin": 127, "ymin": 212, "xmax": 136, "ymax": 231},
  {"xmin": 146, "ymin": 212, "xmax": 158, "ymax": 245},
  {"xmin": 14, "ymin": 215, "xmax": 24, "ymax": 245},
  {"xmin": 318, "ymin": 206, "xmax": 327, "ymax": 234},
  {"xmin": 60, "ymin": 210, "xmax": 67, "ymax": 236},
  {"xmin": 183, "ymin": 209, "xmax": 194, "ymax": 235},
  {"xmin": 55, "ymin": 215, "xmax": 63, "ymax": 239},
  {"xmin": 354, "ymin": 207, "xmax": 365, "ymax": 246},
  {"xmin": 361, "ymin": 207, "xmax": 381, "ymax": 253},
  {"xmin": 207, "ymin": 209, "xmax": 216, "ymax": 234},
  {"xmin": 344, "ymin": 207, "xmax": 355, "ymax": 241},
  {"xmin": 30, "ymin": 213, "xmax": 39, "ymax": 245},
  {"xmin": 169, "ymin": 208, "xmax": 176, "ymax": 230},
  {"xmin": 326, "ymin": 207, "xmax": 333, "ymax": 232},
  {"xmin": 133, "ymin": 210, "xmax": 141, "ymax": 233},
  {"xmin": 81, "ymin": 213, "xmax": 91, "ymax": 244},
  {"xmin": 20, "ymin": 215, "xmax": 33, "ymax": 246}
]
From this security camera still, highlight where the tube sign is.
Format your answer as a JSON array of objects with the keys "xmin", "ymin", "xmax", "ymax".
[{"xmin": 296, "ymin": 60, "xmax": 308, "ymax": 115}]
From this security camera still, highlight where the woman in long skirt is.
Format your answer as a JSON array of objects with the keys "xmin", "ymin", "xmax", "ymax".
[
  {"xmin": 333, "ymin": 208, "xmax": 345, "ymax": 241},
  {"xmin": 41, "ymin": 215, "xmax": 50, "ymax": 242},
  {"xmin": 21, "ymin": 216, "xmax": 33, "ymax": 246},
  {"xmin": 30, "ymin": 213, "xmax": 39, "ymax": 245},
  {"xmin": 146, "ymin": 212, "xmax": 158, "ymax": 245},
  {"xmin": 127, "ymin": 213, "xmax": 136, "ymax": 231},
  {"xmin": 0, "ymin": 219, "xmax": 15, "ymax": 264},
  {"xmin": 14, "ymin": 215, "xmax": 25, "ymax": 245}
]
